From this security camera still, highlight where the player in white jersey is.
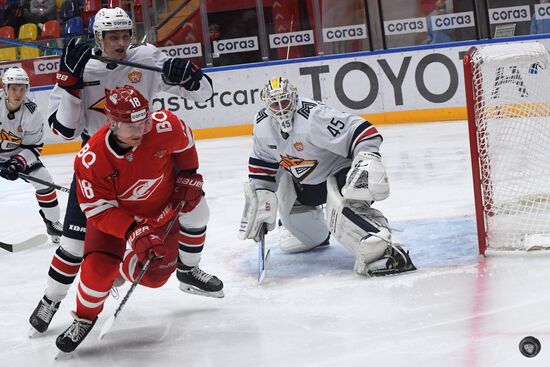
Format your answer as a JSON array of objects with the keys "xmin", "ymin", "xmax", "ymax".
[
  {"xmin": 0, "ymin": 67, "xmax": 63, "ymax": 243},
  {"xmin": 239, "ymin": 77, "xmax": 416, "ymax": 277},
  {"xmin": 29, "ymin": 7, "xmax": 215, "ymax": 335}
]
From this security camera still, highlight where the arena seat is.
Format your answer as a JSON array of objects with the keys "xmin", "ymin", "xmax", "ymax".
[
  {"xmin": 18, "ymin": 23, "xmax": 40, "ymax": 59},
  {"xmin": 40, "ymin": 20, "xmax": 62, "ymax": 56},
  {"xmin": 40, "ymin": 20, "xmax": 61, "ymax": 39},
  {"xmin": 63, "ymin": 16, "xmax": 84, "ymax": 44},
  {"xmin": 83, "ymin": 0, "xmax": 101, "ymax": 27},
  {"xmin": 0, "ymin": 26, "xmax": 16, "ymax": 61}
]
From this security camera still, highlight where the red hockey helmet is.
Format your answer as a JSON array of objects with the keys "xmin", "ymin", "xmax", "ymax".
[{"xmin": 105, "ymin": 85, "xmax": 152, "ymax": 138}]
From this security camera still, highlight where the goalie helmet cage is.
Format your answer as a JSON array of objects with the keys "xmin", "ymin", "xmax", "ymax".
[{"xmin": 464, "ymin": 41, "xmax": 550, "ymax": 255}]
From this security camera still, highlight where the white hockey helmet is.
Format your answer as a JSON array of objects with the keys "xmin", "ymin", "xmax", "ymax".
[
  {"xmin": 261, "ymin": 76, "xmax": 298, "ymax": 133},
  {"xmin": 93, "ymin": 7, "xmax": 134, "ymax": 53},
  {"xmin": 2, "ymin": 67, "xmax": 30, "ymax": 87}
]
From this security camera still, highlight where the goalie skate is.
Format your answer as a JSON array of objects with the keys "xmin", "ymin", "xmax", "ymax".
[{"xmin": 356, "ymin": 245, "xmax": 416, "ymax": 277}]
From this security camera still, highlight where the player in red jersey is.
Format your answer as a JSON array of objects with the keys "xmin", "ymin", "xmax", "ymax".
[{"xmin": 55, "ymin": 85, "xmax": 223, "ymax": 354}]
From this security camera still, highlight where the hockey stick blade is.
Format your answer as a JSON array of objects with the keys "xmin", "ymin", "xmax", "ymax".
[
  {"xmin": 258, "ymin": 248, "xmax": 270, "ymax": 284},
  {"xmin": 0, "ymin": 234, "xmax": 48, "ymax": 252},
  {"xmin": 98, "ymin": 315, "xmax": 115, "ymax": 340},
  {"xmin": 257, "ymin": 225, "xmax": 270, "ymax": 284}
]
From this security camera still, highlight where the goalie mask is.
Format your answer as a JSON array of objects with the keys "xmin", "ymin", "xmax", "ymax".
[
  {"xmin": 2, "ymin": 67, "xmax": 30, "ymax": 111},
  {"xmin": 105, "ymin": 85, "xmax": 151, "ymax": 144},
  {"xmin": 261, "ymin": 77, "xmax": 298, "ymax": 133},
  {"xmin": 93, "ymin": 7, "xmax": 134, "ymax": 54}
]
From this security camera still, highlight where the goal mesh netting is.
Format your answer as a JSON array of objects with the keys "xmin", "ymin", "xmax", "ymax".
[{"xmin": 465, "ymin": 42, "xmax": 550, "ymax": 253}]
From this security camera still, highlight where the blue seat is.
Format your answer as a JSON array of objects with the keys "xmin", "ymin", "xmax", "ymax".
[
  {"xmin": 63, "ymin": 16, "xmax": 84, "ymax": 44},
  {"xmin": 87, "ymin": 15, "xmax": 95, "ymax": 44}
]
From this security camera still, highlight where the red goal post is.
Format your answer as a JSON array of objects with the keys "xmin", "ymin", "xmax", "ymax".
[{"xmin": 464, "ymin": 41, "xmax": 550, "ymax": 255}]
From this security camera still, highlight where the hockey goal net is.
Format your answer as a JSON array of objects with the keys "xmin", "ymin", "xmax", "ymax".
[{"xmin": 464, "ymin": 42, "xmax": 550, "ymax": 255}]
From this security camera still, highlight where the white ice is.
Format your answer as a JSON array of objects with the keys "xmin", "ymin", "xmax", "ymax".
[{"xmin": 1, "ymin": 121, "xmax": 550, "ymax": 366}]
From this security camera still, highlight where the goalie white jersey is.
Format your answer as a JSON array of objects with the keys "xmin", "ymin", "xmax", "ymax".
[
  {"xmin": 0, "ymin": 93, "xmax": 43, "ymax": 166},
  {"xmin": 248, "ymin": 97, "xmax": 382, "ymax": 190},
  {"xmin": 48, "ymin": 43, "xmax": 213, "ymax": 139}
]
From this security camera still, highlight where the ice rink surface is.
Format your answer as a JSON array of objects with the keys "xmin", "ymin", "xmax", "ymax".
[{"xmin": 1, "ymin": 120, "xmax": 550, "ymax": 366}]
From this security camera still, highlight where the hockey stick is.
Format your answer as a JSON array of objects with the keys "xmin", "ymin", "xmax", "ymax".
[
  {"xmin": 17, "ymin": 172, "xmax": 70, "ymax": 193},
  {"xmin": 0, "ymin": 37, "xmax": 164, "ymax": 73},
  {"xmin": 258, "ymin": 224, "xmax": 270, "ymax": 284},
  {"xmin": 98, "ymin": 201, "xmax": 185, "ymax": 340},
  {"xmin": 0, "ymin": 234, "xmax": 48, "ymax": 252}
]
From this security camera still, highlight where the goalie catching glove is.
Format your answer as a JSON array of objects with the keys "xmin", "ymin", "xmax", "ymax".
[
  {"xmin": 238, "ymin": 182, "xmax": 278, "ymax": 241},
  {"xmin": 343, "ymin": 151, "xmax": 389, "ymax": 202}
]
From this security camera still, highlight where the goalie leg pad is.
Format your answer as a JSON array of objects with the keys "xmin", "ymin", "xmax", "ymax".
[
  {"xmin": 278, "ymin": 204, "xmax": 330, "ymax": 253},
  {"xmin": 326, "ymin": 176, "xmax": 390, "ymax": 262}
]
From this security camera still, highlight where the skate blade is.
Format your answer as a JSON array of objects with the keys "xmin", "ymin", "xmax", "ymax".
[
  {"xmin": 179, "ymin": 284, "xmax": 224, "ymax": 298},
  {"xmin": 54, "ymin": 351, "xmax": 72, "ymax": 361},
  {"xmin": 28, "ymin": 326, "xmax": 41, "ymax": 338},
  {"xmin": 367, "ymin": 264, "xmax": 417, "ymax": 277}
]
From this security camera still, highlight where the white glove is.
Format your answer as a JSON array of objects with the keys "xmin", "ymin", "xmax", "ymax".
[
  {"xmin": 238, "ymin": 182, "xmax": 278, "ymax": 241},
  {"xmin": 342, "ymin": 151, "xmax": 389, "ymax": 202}
]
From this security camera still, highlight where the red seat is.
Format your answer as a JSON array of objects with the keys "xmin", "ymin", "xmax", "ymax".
[
  {"xmin": 0, "ymin": 26, "xmax": 17, "ymax": 61},
  {"xmin": 39, "ymin": 19, "xmax": 61, "ymax": 39},
  {"xmin": 84, "ymin": 0, "xmax": 101, "ymax": 12},
  {"xmin": 0, "ymin": 25, "xmax": 15, "ymax": 39}
]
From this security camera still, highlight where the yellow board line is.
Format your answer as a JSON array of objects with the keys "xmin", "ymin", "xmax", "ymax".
[{"xmin": 41, "ymin": 107, "xmax": 468, "ymax": 155}]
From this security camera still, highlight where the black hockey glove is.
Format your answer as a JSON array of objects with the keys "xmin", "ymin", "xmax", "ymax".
[
  {"xmin": 56, "ymin": 37, "xmax": 92, "ymax": 91},
  {"xmin": 162, "ymin": 58, "xmax": 203, "ymax": 91},
  {"xmin": 0, "ymin": 156, "xmax": 26, "ymax": 181}
]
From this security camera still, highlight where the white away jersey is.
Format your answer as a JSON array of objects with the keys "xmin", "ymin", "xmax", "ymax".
[
  {"xmin": 48, "ymin": 43, "xmax": 213, "ymax": 139},
  {"xmin": 248, "ymin": 97, "xmax": 382, "ymax": 190},
  {"xmin": 0, "ymin": 93, "xmax": 44, "ymax": 166}
]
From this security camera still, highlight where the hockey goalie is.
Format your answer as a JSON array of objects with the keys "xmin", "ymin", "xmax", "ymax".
[{"xmin": 238, "ymin": 76, "xmax": 416, "ymax": 277}]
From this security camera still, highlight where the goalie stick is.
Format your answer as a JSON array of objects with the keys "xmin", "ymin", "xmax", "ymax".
[
  {"xmin": 258, "ymin": 224, "xmax": 270, "ymax": 284},
  {"xmin": 98, "ymin": 201, "xmax": 185, "ymax": 340},
  {"xmin": 0, "ymin": 234, "xmax": 48, "ymax": 252}
]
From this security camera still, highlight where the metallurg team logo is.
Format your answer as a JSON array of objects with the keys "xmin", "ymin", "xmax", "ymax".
[
  {"xmin": 118, "ymin": 174, "xmax": 164, "ymax": 201},
  {"xmin": 128, "ymin": 70, "xmax": 142, "ymax": 83},
  {"xmin": 89, "ymin": 89, "xmax": 110, "ymax": 114},
  {"xmin": 279, "ymin": 154, "xmax": 318, "ymax": 181},
  {"xmin": 0, "ymin": 128, "xmax": 22, "ymax": 153}
]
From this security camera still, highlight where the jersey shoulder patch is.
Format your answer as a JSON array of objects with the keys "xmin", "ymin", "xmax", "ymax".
[
  {"xmin": 24, "ymin": 101, "xmax": 37, "ymax": 114},
  {"xmin": 255, "ymin": 108, "xmax": 269, "ymax": 124},
  {"xmin": 297, "ymin": 100, "xmax": 318, "ymax": 120}
]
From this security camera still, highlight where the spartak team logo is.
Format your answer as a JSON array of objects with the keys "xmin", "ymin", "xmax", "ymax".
[
  {"xmin": 279, "ymin": 154, "xmax": 318, "ymax": 181},
  {"xmin": 128, "ymin": 70, "xmax": 142, "ymax": 83},
  {"xmin": 118, "ymin": 174, "xmax": 164, "ymax": 201}
]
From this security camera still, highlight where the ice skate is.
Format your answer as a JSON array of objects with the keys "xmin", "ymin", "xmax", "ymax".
[
  {"xmin": 177, "ymin": 260, "xmax": 224, "ymax": 298},
  {"xmin": 29, "ymin": 295, "xmax": 60, "ymax": 336},
  {"xmin": 56, "ymin": 311, "xmax": 97, "ymax": 354},
  {"xmin": 39, "ymin": 209, "xmax": 63, "ymax": 244}
]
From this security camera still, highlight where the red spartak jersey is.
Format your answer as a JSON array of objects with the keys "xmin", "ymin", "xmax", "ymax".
[{"xmin": 74, "ymin": 110, "xmax": 197, "ymax": 239}]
